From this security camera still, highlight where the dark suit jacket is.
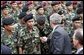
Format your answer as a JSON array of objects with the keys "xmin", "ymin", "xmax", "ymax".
[
  {"xmin": 48, "ymin": 25, "xmax": 72, "ymax": 54},
  {"xmin": 1, "ymin": 45, "xmax": 11, "ymax": 54}
]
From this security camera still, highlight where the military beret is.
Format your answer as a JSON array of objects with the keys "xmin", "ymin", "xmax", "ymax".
[
  {"xmin": 76, "ymin": 7, "xmax": 83, "ymax": 14},
  {"xmin": 1, "ymin": 45, "xmax": 11, "ymax": 54},
  {"xmin": 23, "ymin": 13, "xmax": 33, "ymax": 22},
  {"xmin": 41, "ymin": 1, "xmax": 48, "ymax": 7},
  {"xmin": 36, "ymin": 16, "xmax": 46, "ymax": 25},
  {"xmin": 72, "ymin": 15, "xmax": 81, "ymax": 22},
  {"xmin": 36, "ymin": 5, "xmax": 43, "ymax": 11},
  {"xmin": 2, "ymin": 17, "xmax": 15, "ymax": 26},
  {"xmin": 66, "ymin": 1, "xmax": 72, "ymax": 6},
  {"xmin": 1, "ymin": 5, "xmax": 7, "ymax": 10},
  {"xmin": 26, "ymin": 1, "xmax": 33, "ymax": 6},
  {"xmin": 18, "ymin": 12, "xmax": 27, "ymax": 19},
  {"xmin": 22, "ymin": 6, "xmax": 28, "ymax": 12},
  {"xmin": 10, "ymin": 1, "xmax": 16, "ymax": 4},
  {"xmin": 51, "ymin": 1, "xmax": 60, "ymax": 6},
  {"xmin": 16, "ymin": 1, "xmax": 22, "ymax": 4},
  {"xmin": 72, "ymin": 1, "xmax": 77, "ymax": 5}
]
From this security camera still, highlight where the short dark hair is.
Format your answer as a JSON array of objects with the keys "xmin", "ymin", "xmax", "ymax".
[
  {"xmin": 36, "ymin": 5, "xmax": 43, "ymax": 11},
  {"xmin": 75, "ymin": 29, "xmax": 83, "ymax": 45},
  {"xmin": 76, "ymin": 7, "xmax": 83, "ymax": 14},
  {"xmin": 72, "ymin": 15, "xmax": 81, "ymax": 22},
  {"xmin": 51, "ymin": 1, "xmax": 60, "ymax": 6}
]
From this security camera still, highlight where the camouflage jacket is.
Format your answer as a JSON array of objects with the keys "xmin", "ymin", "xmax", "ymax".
[
  {"xmin": 1, "ymin": 29, "xmax": 18, "ymax": 54},
  {"xmin": 18, "ymin": 26, "xmax": 41, "ymax": 54}
]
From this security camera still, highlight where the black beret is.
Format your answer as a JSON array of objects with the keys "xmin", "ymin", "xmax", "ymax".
[
  {"xmin": 36, "ymin": 5, "xmax": 43, "ymax": 11},
  {"xmin": 36, "ymin": 16, "xmax": 45, "ymax": 25},
  {"xmin": 23, "ymin": 13, "xmax": 33, "ymax": 22},
  {"xmin": 66, "ymin": 1, "xmax": 72, "ymax": 6},
  {"xmin": 2, "ymin": 17, "xmax": 15, "ymax": 26},
  {"xmin": 18, "ymin": 12, "xmax": 27, "ymax": 19},
  {"xmin": 51, "ymin": 1, "xmax": 60, "ymax": 6},
  {"xmin": 22, "ymin": 6, "xmax": 28, "ymax": 12},
  {"xmin": 76, "ymin": 7, "xmax": 83, "ymax": 14},
  {"xmin": 72, "ymin": 15, "xmax": 81, "ymax": 22},
  {"xmin": 1, "ymin": 45, "xmax": 12, "ymax": 54},
  {"xmin": 1, "ymin": 5, "xmax": 8, "ymax": 10}
]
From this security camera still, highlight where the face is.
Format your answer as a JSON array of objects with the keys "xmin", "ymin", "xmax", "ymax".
[
  {"xmin": 53, "ymin": 4, "xmax": 59, "ymax": 11},
  {"xmin": 4, "ymin": 24, "xmax": 14, "ymax": 31},
  {"xmin": 11, "ymin": 3, "xmax": 17, "ymax": 9},
  {"xmin": 72, "ymin": 33, "xmax": 79, "ymax": 48},
  {"xmin": 18, "ymin": 3, "xmax": 23, "ymax": 8},
  {"xmin": 2, "ymin": 9, "xmax": 9, "ymax": 15},
  {"xmin": 38, "ymin": 8, "xmax": 44, "ymax": 15},
  {"xmin": 26, "ymin": 19, "xmax": 34, "ymax": 28},
  {"xmin": 28, "ymin": 4, "xmax": 34, "ymax": 10},
  {"xmin": 72, "ymin": 20, "xmax": 82, "ymax": 29},
  {"xmin": 67, "ymin": 4, "xmax": 73, "ymax": 11},
  {"xmin": 50, "ymin": 21, "xmax": 54, "ymax": 29}
]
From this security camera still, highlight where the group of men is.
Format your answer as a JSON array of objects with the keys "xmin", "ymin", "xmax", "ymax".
[{"xmin": 1, "ymin": 1, "xmax": 83, "ymax": 54}]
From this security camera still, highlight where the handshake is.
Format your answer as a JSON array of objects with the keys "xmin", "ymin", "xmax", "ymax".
[{"xmin": 40, "ymin": 36, "xmax": 48, "ymax": 43}]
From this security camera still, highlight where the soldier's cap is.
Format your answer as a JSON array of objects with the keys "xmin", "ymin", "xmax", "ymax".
[
  {"xmin": 66, "ymin": 1, "xmax": 72, "ymax": 6},
  {"xmin": 72, "ymin": 15, "xmax": 81, "ymax": 22},
  {"xmin": 10, "ymin": 1, "xmax": 16, "ymax": 4},
  {"xmin": 16, "ymin": 1, "xmax": 22, "ymax": 4},
  {"xmin": 1, "ymin": 5, "xmax": 8, "ymax": 10},
  {"xmin": 2, "ymin": 17, "xmax": 15, "ymax": 26},
  {"xmin": 72, "ymin": 1, "xmax": 77, "ymax": 5},
  {"xmin": 22, "ymin": 6, "xmax": 29, "ymax": 12},
  {"xmin": 76, "ymin": 7, "xmax": 83, "ymax": 14},
  {"xmin": 1, "ymin": 1, "xmax": 7, "ymax": 5},
  {"xmin": 51, "ymin": 1, "xmax": 60, "ymax": 6},
  {"xmin": 50, "ymin": 13, "xmax": 62, "ymax": 24},
  {"xmin": 36, "ymin": 16, "xmax": 45, "ymax": 25},
  {"xmin": 23, "ymin": 13, "xmax": 33, "ymax": 22},
  {"xmin": 18, "ymin": 12, "xmax": 27, "ymax": 19},
  {"xmin": 1, "ymin": 45, "xmax": 11, "ymax": 54},
  {"xmin": 36, "ymin": 5, "xmax": 43, "ymax": 11},
  {"xmin": 41, "ymin": 1, "xmax": 48, "ymax": 7},
  {"xmin": 26, "ymin": 1, "xmax": 33, "ymax": 6}
]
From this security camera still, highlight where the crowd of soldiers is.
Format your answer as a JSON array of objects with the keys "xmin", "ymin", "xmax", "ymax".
[{"xmin": 1, "ymin": 1, "xmax": 83, "ymax": 54}]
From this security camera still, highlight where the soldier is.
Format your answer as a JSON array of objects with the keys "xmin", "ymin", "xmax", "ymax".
[
  {"xmin": 35, "ymin": 16, "xmax": 52, "ymax": 54},
  {"xmin": 18, "ymin": 13, "xmax": 41, "ymax": 54},
  {"xmin": 1, "ymin": 18, "xmax": 18, "ymax": 54},
  {"xmin": 76, "ymin": 7, "xmax": 83, "ymax": 25},
  {"xmin": 12, "ymin": 12, "xmax": 27, "ymax": 54},
  {"xmin": 13, "ymin": 12, "xmax": 27, "ymax": 30},
  {"xmin": 1, "ymin": 5, "xmax": 12, "ymax": 19},
  {"xmin": 70, "ymin": 15, "xmax": 82, "ymax": 53},
  {"xmin": 65, "ymin": 1, "xmax": 76, "ymax": 21},
  {"xmin": 9, "ymin": 1, "xmax": 19, "ymax": 23},
  {"xmin": 35, "ymin": 5, "xmax": 49, "ymax": 25}
]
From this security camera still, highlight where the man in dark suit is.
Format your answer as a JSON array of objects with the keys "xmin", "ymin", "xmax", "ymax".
[
  {"xmin": 72, "ymin": 28, "xmax": 83, "ymax": 54},
  {"xmin": 40, "ymin": 13, "xmax": 72, "ymax": 54},
  {"xmin": 1, "ymin": 45, "xmax": 12, "ymax": 54}
]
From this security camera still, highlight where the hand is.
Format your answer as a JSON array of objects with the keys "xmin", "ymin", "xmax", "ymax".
[{"xmin": 40, "ymin": 36, "xmax": 47, "ymax": 43}]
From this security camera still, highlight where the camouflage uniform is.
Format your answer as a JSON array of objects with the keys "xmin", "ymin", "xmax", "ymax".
[
  {"xmin": 1, "ymin": 29, "xmax": 18, "ymax": 54},
  {"xmin": 64, "ymin": 10, "xmax": 76, "ymax": 36},
  {"xmin": 35, "ymin": 24, "xmax": 52, "ymax": 54},
  {"xmin": 9, "ymin": 9, "xmax": 19, "ymax": 23},
  {"xmin": 18, "ymin": 26, "xmax": 41, "ymax": 54}
]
